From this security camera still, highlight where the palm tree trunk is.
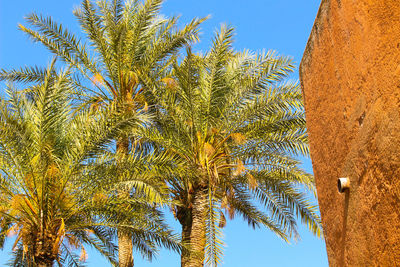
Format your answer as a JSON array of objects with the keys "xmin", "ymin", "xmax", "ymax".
[
  {"xmin": 181, "ymin": 189, "xmax": 207, "ymax": 267},
  {"xmin": 118, "ymin": 229, "xmax": 134, "ymax": 267},
  {"xmin": 117, "ymin": 137, "xmax": 134, "ymax": 267},
  {"xmin": 34, "ymin": 234, "xmax": 56, "ymax": 267},
  {"xmin": 181, "ymin": 217, "xmax": 192, "ymax": 267},
  {"xmin": 35, "ymin": 251, "xmax": 55, "ymax": 267}
]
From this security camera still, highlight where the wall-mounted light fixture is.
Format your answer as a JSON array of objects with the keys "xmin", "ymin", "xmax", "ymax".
[{"xmin": 338, "ymin": 177, "xmax": 350, "ymax": 193}]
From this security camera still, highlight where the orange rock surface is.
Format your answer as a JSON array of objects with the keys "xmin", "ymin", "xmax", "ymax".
[{"xmin": 300, "ymin": 0, "xmax": 400, "ymax": 266}]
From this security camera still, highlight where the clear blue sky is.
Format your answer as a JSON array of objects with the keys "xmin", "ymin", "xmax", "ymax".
[{"xmin": 0, "ymin": 0, "xmax": 327, "ymax": 266}]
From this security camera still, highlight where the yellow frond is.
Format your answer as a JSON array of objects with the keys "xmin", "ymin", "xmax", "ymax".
[
  {"xmin": 53, "ymin": 219, "xmax": 65, "ymax": 254},
  {"xmin": 204, "ymin": 142, "xmax": 215, "ymax": 157},
  {"xmin": 31, "ymin": 154, "xmax": 40, "ymax": 165},
  {"xmin": 23, "ymin": 198, "xmax": 37, "ymax": 215},
  {"xmin": 58, "ymin": 219, "xmax": 65, "ymax": 237}
]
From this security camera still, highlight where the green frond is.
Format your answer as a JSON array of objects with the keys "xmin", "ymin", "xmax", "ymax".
[
  {"xmin": 226, "ymin": 185, "xmax": 288, "ymax": 240},
  {"xmin": 20, "ymin": 13, "xmax": 99, "ymax": 77},
  {"xmin": 0, "ymin": 66, "xmax": 49, "ymax": 83},
  {"xmin": 249, "ymin": 171, "xmax": 322, "ymax": 239}
]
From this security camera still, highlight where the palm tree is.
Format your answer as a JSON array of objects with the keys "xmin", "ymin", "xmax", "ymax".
[
  {"xmin": 0, "ymin": 62, "xmax": 181, "ymax": 266},
  {"xmin": 6, "ymin": 0, "xmax": 206, "ymax": 265},
  {"xmin": 142, "ymin": 26, "xmax": 323, "ymax": 267}
]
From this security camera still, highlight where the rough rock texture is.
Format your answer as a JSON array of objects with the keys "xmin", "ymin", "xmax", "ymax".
[{"xmin": 300, "ymin": 0, "xmax": 400, "ymax": 266}]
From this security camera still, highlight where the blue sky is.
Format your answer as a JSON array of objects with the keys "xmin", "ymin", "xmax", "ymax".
[{"xmin": 0, "ymin": 0, "xmax": 327, "ymax": 266}]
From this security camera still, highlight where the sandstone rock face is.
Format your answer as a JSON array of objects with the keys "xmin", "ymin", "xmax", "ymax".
[{"xmin": 300, "ymin": 0, "xmax": 400, "ymax": 266}]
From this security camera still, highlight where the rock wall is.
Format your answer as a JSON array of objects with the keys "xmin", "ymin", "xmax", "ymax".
[{"xmin": 300, "ymin": 0, "xmax": 400, "ymax": 266}]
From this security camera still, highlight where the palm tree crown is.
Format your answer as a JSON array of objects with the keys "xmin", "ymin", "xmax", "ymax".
[
  {"xmin": 16, "ymin": 0, "xmax": 205, "ymax": 111},
  {"xmin": 143, "ymin": 26, "xmax": 322, "ymax": 267},
  {"xmin": 0, "ymin": 62, "xmax": 180, "ymax": 266}
]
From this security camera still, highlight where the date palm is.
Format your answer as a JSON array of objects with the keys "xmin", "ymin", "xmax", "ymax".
[
  {"xmin": 0, "ymin": 62, "xmax": 181, "ymax": 266},
  {"xmin": 8, "ymin": 0, "xmax": 205, "ymax": 265},
  {"xmin": 143, "ymin": 26, "xmax": 323, "ymax": 267}
]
